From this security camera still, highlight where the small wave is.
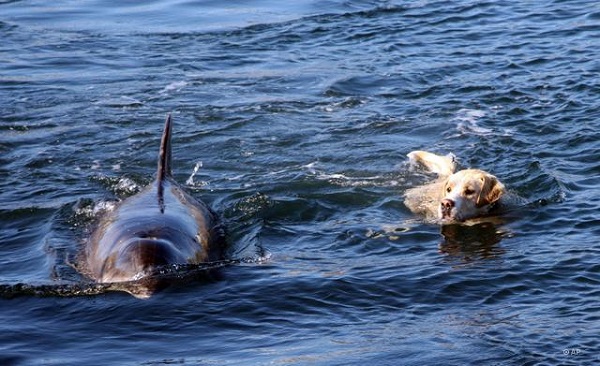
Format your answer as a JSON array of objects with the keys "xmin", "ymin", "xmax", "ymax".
[
  {"xmin": 453, "ymin": 108, "xmax": 514, "ymax": 137},
  {"xmin": 0, "ymin": 258, "xmax": 268, "ymax": 299},
  {"xmin": 159, "ymin": 81, "xmax": 188, "ymax": 95},
  {"xmin": 93, "ymin": 96, "xmax": 144, "ymax": 108},
  {"xmin": 71, "ymin": 176, "xmax": 140, "ymax": 226},
  {"xmin": 322, "ymin": 97, "xmax": 367, "ymax": 112},
  {"xmin": 455, "ymin": 108, "xmax": 491, "ymax": 135},
  {"xmin": 303, "ymin": 162, "xmax": 403, "ymax": 188},
  {"xmin": 91, "ymin": 174, "xmax": 143, "ymax": 197},
  {"xmin": 0, "ymin": 282, "xmax": 113, "ymax": 299},
  {"xmin": 70, "ymin": 198, "xmax": 116, "ymax": 228}
]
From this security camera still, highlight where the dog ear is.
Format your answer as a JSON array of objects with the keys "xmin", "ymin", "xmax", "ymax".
[{"xmin": 477, "ymin": 175, "xmax": 505, "ymax": 207}]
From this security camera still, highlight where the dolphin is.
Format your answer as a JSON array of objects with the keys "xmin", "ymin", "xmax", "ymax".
[{"xmin": 85, "ymin": 114, "xmax": 225, "ymax": 297}]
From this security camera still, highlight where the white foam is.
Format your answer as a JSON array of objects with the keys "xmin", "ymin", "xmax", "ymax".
[
  {"xmin": 73, "ymin": 200, "xmax": 116, "ymax": 225},
  {"xmin": 114, "ymin": 177, "xmax": 139, "ymax": 195},
  {"xmin": 455, "ymin": 108, "xmax": 493, "ymax": 135},
  {"xmin": 160, "ymin": 81, "xmax": 188, "ymax": 94},
  {"xmin": 304, "ymin": 162, "xmax": 400, "ymax": 188},
  {"xmin": 93, "ymin": 200, "xmax": 116, "ymax": 214},
  {"xmin": 454, "ymin": 108, "xmax": 515, "ymax": 137},
  {"xmin": 90, "ymin": 160, "xmax": 101, "ymax": 170},
  {"xmin": 186, "ymin": 161, "xmax": 203, "ymax": 186}
]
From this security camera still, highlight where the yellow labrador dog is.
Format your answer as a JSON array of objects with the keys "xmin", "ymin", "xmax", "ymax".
[{"xmin": 404, "ymin": 150, "xmax": 507, "ymax": 222}]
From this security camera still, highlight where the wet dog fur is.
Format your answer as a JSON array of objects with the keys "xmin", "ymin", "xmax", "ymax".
[{"xmin": 404, "ymin": 150, "xmax": 509, "ymax": 223}]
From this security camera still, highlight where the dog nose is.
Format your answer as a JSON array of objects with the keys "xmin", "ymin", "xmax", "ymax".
[{"xmin": 441, "ymin": 198, "xmax": 454, "ymax": 209}]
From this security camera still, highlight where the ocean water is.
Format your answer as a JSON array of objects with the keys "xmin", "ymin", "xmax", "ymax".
[{"xmin": 1, "ymin": 0, "xmax": 599, "ymax": 365}]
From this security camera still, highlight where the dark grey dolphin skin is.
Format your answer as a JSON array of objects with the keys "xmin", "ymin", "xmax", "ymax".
[{"xmin": 85, "ymin": 114, "xmax": 225, "ymax": 297}]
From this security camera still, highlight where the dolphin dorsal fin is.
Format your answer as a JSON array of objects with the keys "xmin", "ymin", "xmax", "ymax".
[{"xmin": 157, "ymin": 114, "xmax": 173, "ymax": 182}]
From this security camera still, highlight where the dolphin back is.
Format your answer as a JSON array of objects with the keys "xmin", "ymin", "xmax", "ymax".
[{"xmin": 85, "ymin": 114, "xmax": 225, "ymax": 297}]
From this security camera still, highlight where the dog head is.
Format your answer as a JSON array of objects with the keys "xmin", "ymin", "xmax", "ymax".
[{"xmin": 438, "ymin": 169, "xmax": 505, "ymax": 222}]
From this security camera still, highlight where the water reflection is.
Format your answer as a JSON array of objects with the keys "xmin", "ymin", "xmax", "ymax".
[{"xmin": 439, "ymin": 221, "xmax": 506, "ymax": 262}]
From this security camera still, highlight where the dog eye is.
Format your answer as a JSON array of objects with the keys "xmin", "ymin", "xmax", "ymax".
[
  {"xmin": 446, "ymin": 186, "xmax": 452, "ymax": 193},
  {"xmin": 464, "ymin": 188, "xmax": 475, "ymax": 195}
]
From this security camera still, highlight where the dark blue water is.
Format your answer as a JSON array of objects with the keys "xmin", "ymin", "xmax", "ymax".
[{"xmin": 1, "ymin": 0, "xmax": 599, "ymax": 364}]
